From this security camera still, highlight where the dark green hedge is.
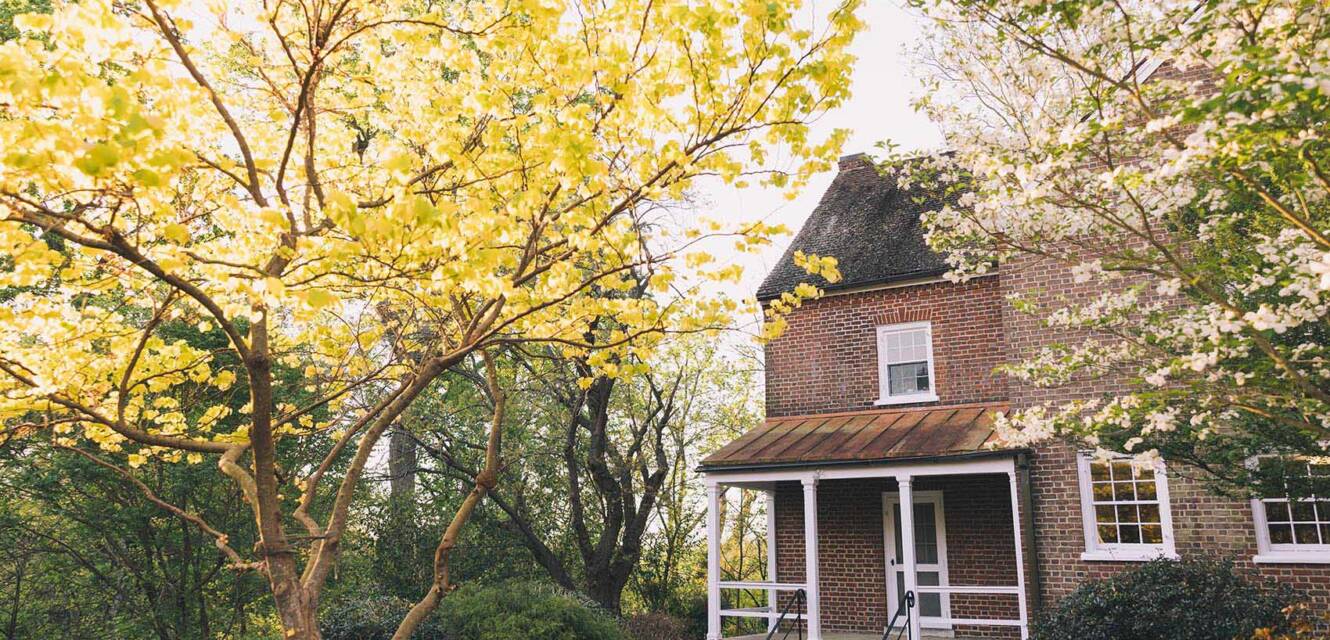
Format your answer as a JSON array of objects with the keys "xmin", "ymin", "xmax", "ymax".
[
  {"xmin": 322, "ymin": 581, "xmax": 625, "ymax": 640},
  {"xmin": 437, "ymin": 581, "xmax": 626, "ymax": 640},
  {"xmin": 321, "ymin": 594, "xmax": 449, "ymax": 640},
  {"xmin": 1032, "ymin": 558, "xmax": 1307, "ymax": 640}
]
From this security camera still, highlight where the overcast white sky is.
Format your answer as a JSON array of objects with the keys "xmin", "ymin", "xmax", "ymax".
[{"xmin": 697, "ymin": 1, "xmax": 945, "ymax": 303}]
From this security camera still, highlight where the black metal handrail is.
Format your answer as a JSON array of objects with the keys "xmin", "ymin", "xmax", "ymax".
[
  {"xmin": 763, "ymin": 588, "xmax": 806, "ymax": 640},
  {"xmin": 881, "ymin": 590, "xmax": 914, "ymax": 640}
]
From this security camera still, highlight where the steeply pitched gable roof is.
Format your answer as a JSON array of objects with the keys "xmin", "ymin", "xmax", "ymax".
[{"xmin": 756, "ymin": 153, "xmax": 951, "ymax": 301}]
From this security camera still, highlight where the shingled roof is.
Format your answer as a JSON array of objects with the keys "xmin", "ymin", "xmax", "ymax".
[{"xmin": 756, "ymin": 153, "xmax": 951, "ymax": 301}]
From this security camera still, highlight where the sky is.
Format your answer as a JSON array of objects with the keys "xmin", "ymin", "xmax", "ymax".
[{"xmin": 698, "ymin": 1, "xmax": 945, "ymax": 302}]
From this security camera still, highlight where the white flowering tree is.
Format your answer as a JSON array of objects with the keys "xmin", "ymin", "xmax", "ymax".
[{"xmin": 898, "ymin": 0, "xmax": 1330, "ymax": 496}]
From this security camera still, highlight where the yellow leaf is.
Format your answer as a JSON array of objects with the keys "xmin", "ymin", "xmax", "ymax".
[{"xmin": 162, "ymin": 223, "xmax": 190, "ymax": 244}]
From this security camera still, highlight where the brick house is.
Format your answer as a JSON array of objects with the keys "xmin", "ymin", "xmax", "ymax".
[{"xmin": 699, "ymin": 153, "xmax": 1330, "ymax": 640}]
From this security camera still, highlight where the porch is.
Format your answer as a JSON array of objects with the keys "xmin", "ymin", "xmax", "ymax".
[{"xmin": 700, "ymin": 405, "xmax": 1033, "ymax": 640}]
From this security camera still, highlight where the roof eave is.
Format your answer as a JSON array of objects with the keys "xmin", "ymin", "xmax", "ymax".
[
  {"xmin": 755, "ymin": 266, "xmax": 952, "ymax": 303},
  {"xmin": 695, "ymin": 446, "xmax": 1030, "ymax": 475}
]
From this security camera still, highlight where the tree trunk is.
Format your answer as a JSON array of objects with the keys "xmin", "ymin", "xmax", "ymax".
[
  {"xmin": 271, "ymin": 581, "xmax": 320, "ymax": 640},
  {"xmin": 388, "ymin": 426, "xmax": 417, "ymax": 502}
]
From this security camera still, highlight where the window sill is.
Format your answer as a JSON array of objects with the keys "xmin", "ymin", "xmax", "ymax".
[
  {"xmin": 875, "ymin": 393, "xmax": 939, "ymax": 406},
  {"xmin": 1253, "ymin": 552, "xmax": 1330, "ymax": 565},
  {"xmin": 1080, "ymin": 548, "xmax": 1178, "ymax": 563}
]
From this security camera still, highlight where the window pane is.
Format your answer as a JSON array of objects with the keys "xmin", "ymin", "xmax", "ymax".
[
  {"xmin": 1111, "ymin": 461, "xmax": 1133, "ymax": 481},
  {"xmin": 1294, "ymin": 523, "xmax": 1321, "ymax": 544},
  {"xmin": 1265, "ymin": 501, "xmax": 1292, "ymax": 523},
  {"xmin": 1292, "ymin": 501, "xmax": 1317, "ymax": 522},
  {"xmin": 1268, "ymin": 523, "xmax": 1294, "ymax": 544},
  {"xmin": 1136, "ymin": 480, "xmax": 1158, "ymax": 501},
  {"xmin": 1113, "ymin": 481, "xmax": 1136, "ymax": 501},
  {"xmin": 1090, "ymin": 463, "xmax": 1110, "ymax": 483},
  {"xmin": 1092, "ymin": 483, "xmax": 1113, "ymax": 501},
  {"xmin": 1135, "ymin": 465, "xmax": 1155, "ymax": 481},
  {"xmin": 1117, "ymin": 505, "xmax": 1139, "ymax": 524},
  {"xmin": 1095, "ymin": 505, "xmax": 1116, "ymax": 525},
  {"xmin": 1141, "ymin": 524, "xmax": 1163, "ymax": 543},
  {"xmin": 1119, "ymin": 524, "xmax": 1142, "ymax": 544},
  {"xmin": 917, "ymin": 572, "xmax": 942, "ymax": 617},
  {"xmin": 1139, "ymin": 503, "xmax": 1160, "ymax": 524},
  {"xmin": 892, "ymin": 505, "xmax": 902, "ymax": 559},
  {"xmin": 888, "ymin": 362, "xmax": 929, "ymax": 395},
  {"xmin": 1097, "ymin": 524, "xmax": 1119, "ymax": 544}
]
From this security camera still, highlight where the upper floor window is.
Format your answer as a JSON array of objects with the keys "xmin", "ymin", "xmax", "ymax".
[
  {"xmin": 1252, "ymin": 457, "xmax": 1330, "ymax": 564},
  {"xmin": 876, "ymin": 321, "xmax": 938, "ymax": 405},
  {"xmin": 1077, "ymin": 454, "xmax": 1177, "ymax": 562}
]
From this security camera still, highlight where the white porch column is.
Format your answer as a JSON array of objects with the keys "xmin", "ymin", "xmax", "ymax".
[
  {"xmin": 707, "ymin": 482, "xmax": 722, "ymax": 640},
  {"xmin": 1008, "ymin": 470, "xmax": 1030, "ymax": 639},
  {"xmin": 897, "ymin": 475, "xmax": 922, "ymax": 640},
  {"xmin": 766, "ymin": 488, "xmax": 778, "ymax": 633},
  {"xmin": 801, "ymin": 477, "xmax": 822, "ymax": 640}
]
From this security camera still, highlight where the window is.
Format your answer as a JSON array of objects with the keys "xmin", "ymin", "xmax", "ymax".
[
  {"xmin": 1252, "ymin": 458, "xmax": 1330, "ymax": 564},
  {"xmin": 1077, "ymin": 454, "xmax": 1176, "ymax": 561},
  {"xmin": 876, "ymin": 322, "xmax": 938, "ymax": 405}
]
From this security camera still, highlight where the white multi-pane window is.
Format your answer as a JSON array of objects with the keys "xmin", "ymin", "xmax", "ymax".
[
  {"xmin": 875, "ymin": 322, "xmax": 938, "ymax": 405},
  {"xmin": 1077, "ymin": 454, "xmax": 1177, "ymax": 561},
  {"xmin": 1252, "ymin": 459, "xmax": 1330, "ymax": 564}
]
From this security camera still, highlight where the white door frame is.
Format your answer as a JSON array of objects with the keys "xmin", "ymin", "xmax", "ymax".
[{"xmin": 883, "ymin": 490, "xmax": 952, "ymax": 630}]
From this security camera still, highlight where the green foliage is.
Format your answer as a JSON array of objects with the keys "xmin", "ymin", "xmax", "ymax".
[
  {"xmin": 0, "ymin": 0, "xmax": 49, "ymax": 43},
  {"xmin": 321, "ymin": 594, "xmax": 450, "ymax": 640},
  {"xmin": 1031, "ymin": 558, "xmax": 1307, "ymax": 640},
  {"xmin": 0, "ymin": 447, "xmax": 269, "ymax": 639},
  {"xmin": 437, "ymin": 581, "xmax": 627, "ymax": 640},
  {"xmin": 624, "ymin": 612, "xmax": 695, "ymax": 640}
]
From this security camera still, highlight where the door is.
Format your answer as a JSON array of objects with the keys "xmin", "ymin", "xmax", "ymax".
[{"xmin": 884, "ymin": 491, "xmax": 951, "ymax": 629}]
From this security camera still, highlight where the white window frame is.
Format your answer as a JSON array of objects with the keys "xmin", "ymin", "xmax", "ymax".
[
  {"xmin": 1076, "ymin": 453, "xmax": 1178, "ymax": 562},
  {"xmin": 1250, "ymin": 456, "xmax": 1330, "ymax": 564},
  {"xmin": 875, "ymin": 321, "xmax": 939, "ymax": 406}
]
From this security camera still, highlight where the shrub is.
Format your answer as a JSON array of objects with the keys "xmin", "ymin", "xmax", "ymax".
[
  {"xmin": 1032, "ymin": 558, "xmax": 1310, "ymax": 640},
  {"xmin": 321, "ymin": 594, "xmax": 450, "ymax": 640},
  {"xmin": 437, "ymin": 580, "xmax": 627, "ymax": 640},
  {"xmin": 624, "ymin": 612, "xmax": 692, "ymax": 640}
]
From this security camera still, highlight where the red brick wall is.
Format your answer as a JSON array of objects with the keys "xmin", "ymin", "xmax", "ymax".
[
  {"xmin": 772, "ymin": 476, "xmax": 1021, "ymax": 636},
  {"xmin": 1003, "ymin": 253, "xmax": 1330, "ymax": 615},
  {"xmin": 764, "ymin": 276, "xmax": 1007, "ymax": 418}
]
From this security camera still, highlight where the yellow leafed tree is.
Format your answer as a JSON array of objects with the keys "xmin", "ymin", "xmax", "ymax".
[{"xmin": 0, "ymin": 0, "xmax": 861, "ymax": 637}]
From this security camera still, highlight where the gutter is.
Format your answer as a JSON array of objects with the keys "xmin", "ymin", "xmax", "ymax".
[
  {"xmin": 695, "ymin": 447, "xmax": 1030, "ymax": 474},
  {"xmin": 1017, "ymin": 451, "xmax": 1043, "ymax": 614}
]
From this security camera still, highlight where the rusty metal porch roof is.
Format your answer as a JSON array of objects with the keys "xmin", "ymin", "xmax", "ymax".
[{"xmin": 700, "ymin": 403, "xmax": 1011, "ymax": 471}]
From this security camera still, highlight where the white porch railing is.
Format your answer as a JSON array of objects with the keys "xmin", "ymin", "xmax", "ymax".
[
  {"xmin": 913, "ymin": 585, "xmax": 1026, "ymax": 627},
  {"xmin": 704, "ymin": 455, "xmax": 1031, "ymax": 640},
  {"xmin": 717, "ymin": 581, "xmax": 807, "ymax": 623}
]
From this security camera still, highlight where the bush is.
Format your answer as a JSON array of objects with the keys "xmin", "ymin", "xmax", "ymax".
[
  {"xmin": 624, "ymin": 612, "xmax": 692, "ymax": 640},
  {"xmin": 1032, "ymin": 558, "xmax": 1309, "ymax": 640},
  {"xmin": 437, "ymin": 580, "xmax": 628, "ymax": 640},
  {"xmin": 321, "ymin": 594, "xmax": 450, "ymax": 640}
]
